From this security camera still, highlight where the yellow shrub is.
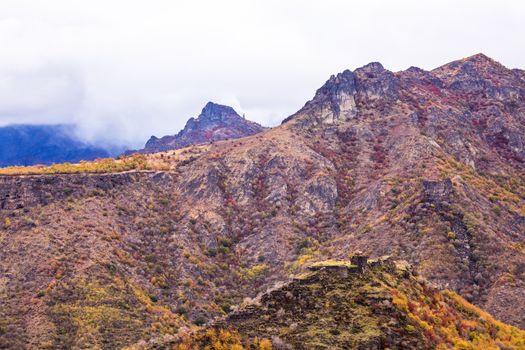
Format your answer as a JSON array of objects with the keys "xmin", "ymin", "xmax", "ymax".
[
  {"xmin": 241, "ymin": 264, "xmax": 269, "ymax": 282},
  {"xmin": 259, "ymin": 338, "xmax": 272, "ymax": 350}
]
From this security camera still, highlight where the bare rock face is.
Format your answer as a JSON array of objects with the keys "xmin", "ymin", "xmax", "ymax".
[
  {"xmin": 137, "ymin": 102, "xmax": 267, "ymax": 153},
  {"xmin": 422, "ymin": 178, "xmax": 454, "ymax": 205},
  {"xmin": 284, "ymin": 61, "xmax": 400, "ymax": 127},
  {"xmin": 288, "ymin": 69, "xmax": 358, "ymax": 125}
]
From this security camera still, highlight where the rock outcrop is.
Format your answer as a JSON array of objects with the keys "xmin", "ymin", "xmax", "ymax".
[{"xmin": 172, "ymin": 257, "xmax": 525, "ymax": 349}]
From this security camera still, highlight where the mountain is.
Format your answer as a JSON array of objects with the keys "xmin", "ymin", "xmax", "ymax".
[
  {"xmin": 0, "ymin": 124, "xmax": 110, "ymax": 167},
  {"xmin": 1, "ymin": 54, "xmax": 525, "ymax": 349},
  {"xmin": 135, "ymin": 102, "xmax": 267, "ymax": 153},
  {"xmin": 177, "ymin": 256, "xmax": 525, "ymax": 349}
]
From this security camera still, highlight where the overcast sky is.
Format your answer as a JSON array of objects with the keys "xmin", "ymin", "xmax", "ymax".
[{"xmin": 0, "ymin": 0, "xmax": 523, "ymax": 148}]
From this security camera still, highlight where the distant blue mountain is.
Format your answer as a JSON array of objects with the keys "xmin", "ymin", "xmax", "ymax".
[{"xmin": 0, "ymin": 124, "xmax": 111, "ymax": 167}]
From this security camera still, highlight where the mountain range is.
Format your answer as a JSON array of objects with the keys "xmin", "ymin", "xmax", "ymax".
[
  {"xmin": 0, "ymin": 103, "xmax": 266, "ymax": 167},
  {"xmin": 1, "ymin": 53, "xmax": 525, "ymax": 349},
  {"xmin": 0, "ymin": 124, "xmax": 110, "ymax": 167}
]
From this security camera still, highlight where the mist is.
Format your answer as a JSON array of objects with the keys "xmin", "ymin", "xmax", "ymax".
[{"xmin": 0, "ymin": 0, "xmax": 523, "ymax": 149}]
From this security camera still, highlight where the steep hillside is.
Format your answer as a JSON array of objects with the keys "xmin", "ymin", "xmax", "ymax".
[
  {"xmin": 135, "ymin": 102, "xmax": 266, "ymax": 153},
  {"xmin": 1, "ymin": 54, "xmax": 525, "ymax": 349},
  {"xmin": 172, "ymin": 257, "xmax": 525, "ymax": 350},
  {"xmin": 0, "ymin": 124, "xmax": 110, "ymax": 167}
]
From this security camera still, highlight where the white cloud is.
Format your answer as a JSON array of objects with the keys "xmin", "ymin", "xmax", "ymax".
[{"xmin": 0, "ymin": 0, "xmax": 523, "ymax": 148}]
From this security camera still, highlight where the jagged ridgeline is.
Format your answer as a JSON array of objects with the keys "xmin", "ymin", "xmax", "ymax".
[{"xmin": 1, "ymin": 54, "xmax": 525, "ymax": 349}]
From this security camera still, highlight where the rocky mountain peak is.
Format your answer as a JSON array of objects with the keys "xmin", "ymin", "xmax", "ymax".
[
  {"xmin": 135, "ymin": 102, "xmax": 266, "ymax": 153},
  {"xmin": 461, "ymin": 52, "xmax": 502, "ymax": 67},
  {"xmin": 283, "ymin": 61, "xmax": 398, "ymax": 125},
  {"xmin": 285, "ymin": 53, "xmax": 523, "ymax": 128},
  {"xmin": 431, "ymin": 53, "xmax": 515, "ymax": 87},
  {"xmin": 314, "ymin": 69, "xmax": 357, "ymax": 101},
  {"xmin": 199, "ymin": 102, "xmax": 239, "ymax": 123},
  {"xmin": 434, "ymin": 53, "xmax": 503, "ymax": 72},
  {"xmin": 282, "ymin": 69, "xmax": 358, "ymax": 125},
  {"xmin": 312, "ymin": 62, "xmax": 393, "ymax": 103},
  {"xmin": 354, "ymin": 61, "xmax": 385, "ymax": 75}
]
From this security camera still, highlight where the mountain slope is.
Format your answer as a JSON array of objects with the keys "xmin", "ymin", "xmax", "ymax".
[
  {"xmin": 0, "ymin": 124, "xmax": 110, "ymax": 167},
  {"xmin": 136, "ymin": 102, "xmax": 266, "ymax": 153},
  {"xmin": 1, "ymin": 54, "xmax": 525, "ymax": 349},
  {"xmin": 173, "ymin": 257, "xmax": 525, "ymax": 350}
]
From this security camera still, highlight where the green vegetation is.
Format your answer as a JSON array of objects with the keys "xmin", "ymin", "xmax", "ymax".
[
  {"xmin": 239, "ymin": 264, "xmax": 269, "ymax": 282},
  {"xmin": 46, "ymin": 273, "xmax": 185, "ymax": 349},
  {"xmin": 438, "ymin": 154, "xmax": 525, "ymax": 216},
  {"xmin": 181, "ymin": 259, "xmax": 525, "ymax": 350}
]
